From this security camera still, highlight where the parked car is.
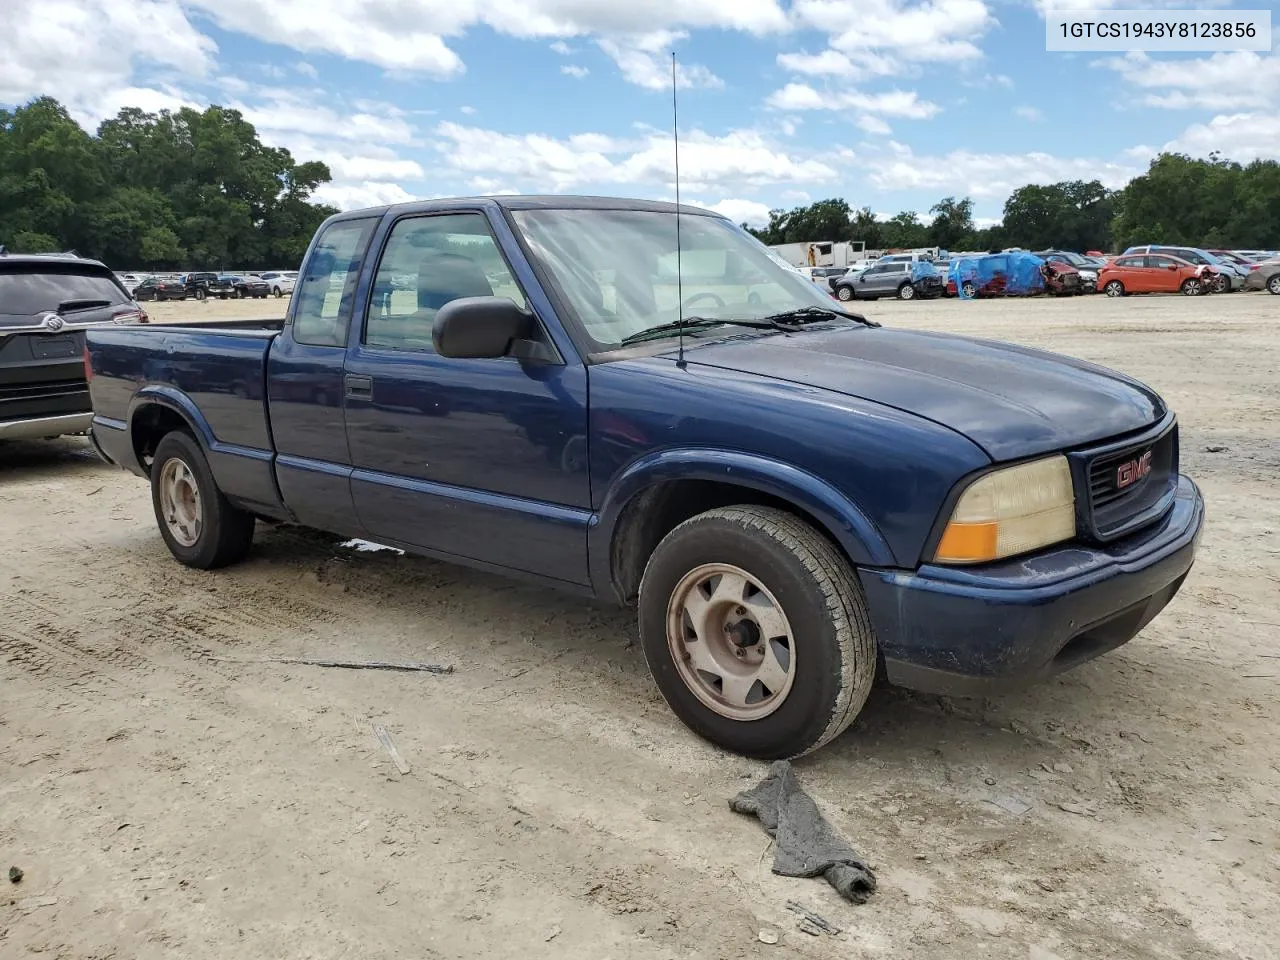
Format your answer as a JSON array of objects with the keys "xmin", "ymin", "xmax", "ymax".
[
  {"xmin": 221, "ymin": 275, "xmax": 271, "ymax": 299},
  {"xmin": 945, "ymin": 252, "xmax": 1047, "ymax": 298},
  {"xmin": 115, "ymin": 273, "xmax": 146, "ymax": 294},
  {"xmin": 1242, "ymin": 259, "xmax": 1280, "ymax": 294},
  {"xmin": 132, "ymin": 276, "xmax": 188, "ymax": 301},
  {"xmin": 833, "ymin": 260, "xmax": 942, "ymax": 301},
  {"xmin": 255, "ymin": 271, "xmax": 296, "ymax": 297},
  {"xmin": 1, "ymin": 253, "xmax": 144, "ymax": 441},
  {"xmin": 1098, "ymin": 253, "xmax": 1214, "ymax": 297},
  {"xmin": 1034, "ymin": 251, "xmax": 1099, "ymax": 292},
  {"xmin": 1123, "ymin": 246, "xmax": 1244, "ymax": 293},
  {"xmin": 84, "ymin": 195, "xmax": 1204, "ymax": 759},
  {"xmin": 181, "ymin": 271, "xmax": 233, "ymax": 301}
]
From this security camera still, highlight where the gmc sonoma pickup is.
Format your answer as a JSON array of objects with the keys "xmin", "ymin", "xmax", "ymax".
[{"xmin": 85, "ymin": 196, "xmax": 1204, "ymax": 759}]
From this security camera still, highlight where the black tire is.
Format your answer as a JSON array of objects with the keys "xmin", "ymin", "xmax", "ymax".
[
  {"xmin": 1104, "ymin": 280, "xmax": 1125, "ymax": 297},
  {"xmin": 1181, "ymin": 278, "xmax": 1202, "ymax": 296},
  {"xmin": 961, "ymin": 281, "xmax": 977, "ymax": 298},
  {"xmin": 637, "ymin": 506, "xmax": 877, "ymax": 760},
  {"xmin": 194, "ymin": 287, "xmax": 207, "ymax": 301},
  {"xmin": 1211, "ymin": 274, "xmax": 1229, "ymax": 294},
  {"xmin": 150, "ymin": 431, "xmax": 255, "ymax": 569},
  {"xmin": 897, "ymin": 282, "xmax": 916, "ymax": 301},
  {"xmin": 274, "ymin": 287, "xmax": 283, "ymax": 298},
  {"xmin": 237, "ymin": 288, "xmax": 247, "ymax": 299},
  {"xmin": 835, "ymin": 285, "xmax": 854, "ymax": 302},
  {"xmin": 1269, "ymin": 275, "xmax": 1280, "ymax": 295}
]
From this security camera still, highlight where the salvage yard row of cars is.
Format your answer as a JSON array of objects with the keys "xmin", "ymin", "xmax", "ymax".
[
  {"xmin": 818, "ymin": 245, "xmax": 1280, "ymax": 301},
  {"xmin": 118, "ymin": 269, "xmax": 298, "ymax": 301}
]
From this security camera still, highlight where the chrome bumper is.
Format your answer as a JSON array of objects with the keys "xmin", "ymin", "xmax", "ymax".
[{"xmin": 0, "ymin": 413, "xmax": 93, "ymax": 441}]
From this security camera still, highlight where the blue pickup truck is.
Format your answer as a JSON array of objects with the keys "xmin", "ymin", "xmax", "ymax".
[{"xmin": 85, "ymin": 196, "xmax": 1204, "ymax": 759}]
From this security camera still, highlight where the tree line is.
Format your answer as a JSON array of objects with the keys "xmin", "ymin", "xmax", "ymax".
[
  {"xmin": 0, "ymin": 97, "xmax": 338, "ymax": 270},
  {"xmin": 748, "ymin": 153, "xmax": 1280, "ymax": 254}
]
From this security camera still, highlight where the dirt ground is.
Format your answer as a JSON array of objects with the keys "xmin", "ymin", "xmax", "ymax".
[{"xmin": 2, "ymin": 291, "xmax": 1278, "ymax": 960}]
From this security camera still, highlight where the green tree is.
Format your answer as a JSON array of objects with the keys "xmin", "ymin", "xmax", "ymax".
[
  {"xmin": 0, "ymin": 96, "xmax": 337, "ymax": 269},
  {"xmin": 1003, "ymin": 180, "xmax": 1114, "ymax": 252},
  {"xmin": 927, "ymin": 196, "xmax": 974, "ymax": 250}
]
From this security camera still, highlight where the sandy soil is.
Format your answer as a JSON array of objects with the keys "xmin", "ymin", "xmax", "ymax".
[{"xmin": 2, "ymin": 291, "xmax": 1278, "ymax": 960}]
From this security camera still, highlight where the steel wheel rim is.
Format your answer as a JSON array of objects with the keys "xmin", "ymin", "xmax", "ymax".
[
  {"xmin": 837, "ymin": 287, "xmax": 852, "ymax": 301},
  {"xmin": 666, "ymin": 563, "xmax": 796, "ymax": 721},
  {"xmin": 159, "ymin": 457, "xmax": 203, "ymax": 547}
]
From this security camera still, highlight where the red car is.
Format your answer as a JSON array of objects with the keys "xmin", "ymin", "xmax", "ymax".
[{"xmin": 1098, "ymin": 253, "xmax": 1215, "ymax": 297}]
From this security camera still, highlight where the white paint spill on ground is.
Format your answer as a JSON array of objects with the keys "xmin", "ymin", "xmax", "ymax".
[{"xmin": 338, "ymin": 539, "xmax": 405, "ymax": 555}]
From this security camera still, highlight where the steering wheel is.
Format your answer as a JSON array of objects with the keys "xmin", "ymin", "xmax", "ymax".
[{"xmin": 682, "ymin": 291, "xmax": 725, "ymax": 310}]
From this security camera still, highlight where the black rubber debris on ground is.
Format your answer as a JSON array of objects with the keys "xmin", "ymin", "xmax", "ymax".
[
  {"xmin": 9, "ymin": 866, "xmax": 23, "ymax": 883},
  {"xmin": 730, "ymin": 761, "xmax": 876, "ymax": 904}
]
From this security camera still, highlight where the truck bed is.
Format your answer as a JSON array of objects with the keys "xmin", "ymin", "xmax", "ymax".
[{"xmin": 86, "ymin": 324, "xmax": 286, "ymax": 515}]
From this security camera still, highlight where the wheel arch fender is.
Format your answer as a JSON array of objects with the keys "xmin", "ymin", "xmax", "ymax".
[
  {"xmin": 126, "ymin": 386, "xmax": 216, "ymax": 471},
  {"xmin": 590, "ymin": 447, "xmax": 896, "ymax": 602}
]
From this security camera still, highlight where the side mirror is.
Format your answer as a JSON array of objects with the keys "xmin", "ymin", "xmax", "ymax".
[{"xmin": 433, "ymin": 296, "xmax": 536, "ymax": 360}]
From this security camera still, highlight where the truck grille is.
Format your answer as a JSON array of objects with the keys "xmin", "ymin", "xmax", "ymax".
[{"xmin": 1083, "ymin": 423, "xmax": 1177, "ymax": 540}]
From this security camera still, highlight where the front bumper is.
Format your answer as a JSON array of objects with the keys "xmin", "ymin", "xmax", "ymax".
[
  {"xmin": 0, "ymin": 412, "xmax": 93, "ymax": 440},
  {"xmin": 859, "ymin": 474, "xmax": 1204, "ymax": 697}
]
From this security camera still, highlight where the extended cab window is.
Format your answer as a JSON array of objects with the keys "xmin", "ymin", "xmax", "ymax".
[
  {"xmin": 364, "ymin": 213, "xmax": 528, "ymax": 353},
  {"xmin": 292, "ymin": 217, "xmax": 377, "ymax": 347}
]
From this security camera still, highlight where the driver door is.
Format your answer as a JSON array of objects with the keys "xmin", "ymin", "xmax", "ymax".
[{"xmin": 341, "ymin": 210, "xmax": 593, "ymax": 585}]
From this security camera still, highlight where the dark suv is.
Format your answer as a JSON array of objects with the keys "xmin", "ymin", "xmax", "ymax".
[{"xmin": 1, "ymin": 252, "xmax": 144, "ymax": 441}]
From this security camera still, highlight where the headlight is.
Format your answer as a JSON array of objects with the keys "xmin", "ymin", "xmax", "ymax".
[{"xmin": 934, "ymin": 455, "xmax": 1076, "ymax": 564}]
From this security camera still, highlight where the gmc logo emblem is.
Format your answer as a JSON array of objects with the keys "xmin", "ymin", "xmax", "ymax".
[{"xmin": 1116, "ymin": 450, "xmax": 1153, "ymax": 489}]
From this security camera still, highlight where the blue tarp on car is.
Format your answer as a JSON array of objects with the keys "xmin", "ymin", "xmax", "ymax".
[
  {"xmin": 910, "ymin": 261, "xmax": 941, "ymax": 283},
  {"xmin": 950, "ymin": 252, "xmax": 1046, "ymax": 299}
]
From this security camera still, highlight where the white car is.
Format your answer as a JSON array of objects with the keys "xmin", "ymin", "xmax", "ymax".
[{"xmin": 256, "ymin": 271, "xmax": 295, "ymax": 297}]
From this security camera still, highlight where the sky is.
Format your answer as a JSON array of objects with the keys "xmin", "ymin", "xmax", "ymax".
[{"xmin": 2, "ymin": 0, "xmax": 1277, "ymax": 227}]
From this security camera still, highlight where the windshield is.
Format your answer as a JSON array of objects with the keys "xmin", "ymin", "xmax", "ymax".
[
  {"xmin": 0, "ymin": 266, "xmax": 130, "ymax": 318},
  {"xmin": 511, "ymin": 208, "xmax": 844, "ymax": 352},
  {"xmin": 1057, "ymin": 252, "xmax": 1092, "ymax": 267}
]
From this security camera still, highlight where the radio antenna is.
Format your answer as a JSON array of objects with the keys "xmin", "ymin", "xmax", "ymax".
[{"xmin": 672, "ymin": 51, "xmax": 685, "ymax": 367}]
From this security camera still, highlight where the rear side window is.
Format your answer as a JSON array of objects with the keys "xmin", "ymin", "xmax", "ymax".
[
  {"xmin": 0, "ymin": 267, "xmax": 129, "ymax": 317},
  {"xmin": 291, "ymin": 218, "xmax": 378, "ymax": 347}
]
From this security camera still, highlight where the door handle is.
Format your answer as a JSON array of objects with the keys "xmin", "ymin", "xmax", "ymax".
[{"xmin": 344, "ymin": 374, "xmax": 373, "ymax": 399}]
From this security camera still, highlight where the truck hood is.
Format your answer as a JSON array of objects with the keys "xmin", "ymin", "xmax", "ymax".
[{"xmin": 678, "ymin": 326, "xmax": 1164, "ymax": 461}]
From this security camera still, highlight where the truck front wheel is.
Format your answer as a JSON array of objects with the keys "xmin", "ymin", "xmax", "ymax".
[
  {"xmin": 150, "ymin": 431, "xmax": 255, "ymax": 569},
  {"xmin": 638, "ymin": 506, "xmax": 876, "ymax": 759}
]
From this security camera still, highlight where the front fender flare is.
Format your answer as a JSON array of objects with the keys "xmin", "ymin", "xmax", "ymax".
[{"xmin": 589, "ymin": 447, "xmax": 896, "ymax": 598}]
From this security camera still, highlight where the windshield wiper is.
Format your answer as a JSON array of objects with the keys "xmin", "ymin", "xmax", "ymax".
[
  {"xmin": 57, "ymin": 298, "xmax": 113, "ymax": 313},
  {"xmin": 619, "ymin": 316, "xmax": 776, "ymax": 347},
  {"xmin": 760, "ymin": 306, "xmax": 880, "ymax": 328}
]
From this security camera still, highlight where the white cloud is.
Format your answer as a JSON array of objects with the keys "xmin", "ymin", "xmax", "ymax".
[
  {"xmin": 431, "ymin": 122, "xmax": 837, "ymax": 193},
  {"xmin": 776, "ymin": 49, "xmax": 901, "ymax": 79},
  {"xmin": 1099, "ymin": 50, "xmax": 1280, "ymax": 111},
  {"xmin": 597, "ymin": 32, "xmax": 723, "ymax": 90},
  {"xmin": 0, "ymin": 0, "xmax": 215, "ymax": 124},
  {"xmin": 549, "ymin": 40, "xmax": 574, "ymax": 54},
  {"xmin": 183, "ymin": 0, "xmax": 787, "ymax": 84},
  {"xmin": 766, "ymin": 83, "xmax": 940, "ymax": 118},
  {"xmin": 1164, "ymin": 112, "xmax": 1280, "ymax": 162},
  {"xmin": 561, "ymin": 64, "xmax": 589, "ymax": 78},
  {"xmin": 863, "ymin": 141, "xmax": 1141, "ymax": 198},
  {"xmin": 1014, "ymin": 105, "xmax": 1043, "ymax": 121},
  {"xmin": 460, "ymin": 105, "xmax": 477, "ymax": 115},
  {"xmin": 295, "ymin": 61, "xmax": 319, "ymax": 78},
  {"xmin": 857, "ymin": 114, "xmax": 893, "ymax": 135},
  {"xmin": 691, "ymin": 198, "xmax": 773, "ymax": 226},
  {"xmin": 792, "ymin": 0, "xmax": 994, "ymax": 66},
  {"xmin": 313, "ymin": 180, "xmax": 420, "ymax": 210}
]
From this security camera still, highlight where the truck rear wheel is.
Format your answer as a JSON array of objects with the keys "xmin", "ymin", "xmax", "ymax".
[
  {"xmin": 150, "ymin": 431, "xmax": 255, "ymax": 569},
  {"xmin": 637, "ymin": 506, "xmax": 876, "ymax": 759}
]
